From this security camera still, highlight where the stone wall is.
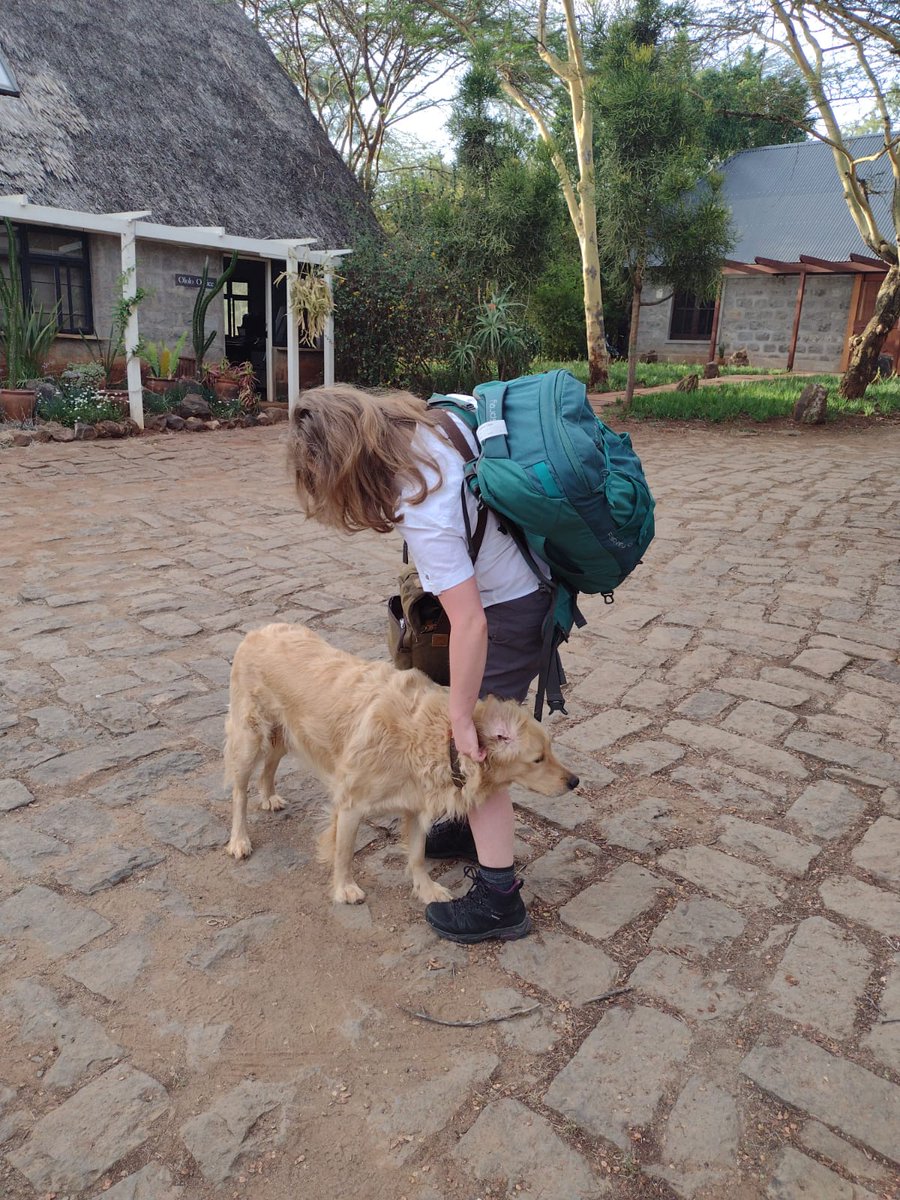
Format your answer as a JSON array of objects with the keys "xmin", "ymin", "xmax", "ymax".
[{"xmin": 636, "ymin": 274, "xmax": 855, "ymax": 371}]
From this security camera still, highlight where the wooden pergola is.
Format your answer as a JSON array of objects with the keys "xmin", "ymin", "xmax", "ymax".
[
  {"xmin": 716, "ymin": 253, "xmax": 886, "ymax": 370},
  {"xmin": 0, "ymin": 194, "xmax": 351, "ymax": 427}
]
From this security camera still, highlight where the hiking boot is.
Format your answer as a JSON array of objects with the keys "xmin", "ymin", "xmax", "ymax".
[
  {"xmin": 425, "ymin": 866, "xmax": 531, "ymax": 944},
  {"xmin": 424, "ymin": 818, "xmax": 478, "ymax": 862}
]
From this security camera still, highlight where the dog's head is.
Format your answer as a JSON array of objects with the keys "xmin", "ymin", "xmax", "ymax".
[{"xmin": 474, "ymin": 696, "xmax": 579, "ymax": 796}]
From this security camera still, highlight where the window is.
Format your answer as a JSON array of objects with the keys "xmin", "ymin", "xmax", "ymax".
[
  {"xmin": 669, "ymin": 291, "xmax": 715, "ymax": 341},
  {"xmin": 0, "ymin": 47, "xmax": 18, "ymax": 96},
  {"xmin": 225, "ymin": 278, "xmax": 250, "ymax": 337},
  {"xmin": 0, "ymin": 224, "xmax": 93, "ymax": 334}
]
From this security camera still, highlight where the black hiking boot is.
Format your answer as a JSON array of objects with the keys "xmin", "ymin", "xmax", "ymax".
[
  {"xmin": 424, "ymin": 818, "xmax": 478, "ymax": 862},
  {"xmin": 425, "ymin": 866, "xmax": 531, "ymax": 944}
]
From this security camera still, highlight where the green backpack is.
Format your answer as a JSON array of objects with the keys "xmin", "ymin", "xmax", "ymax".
[{"xmin": 430, "ymin": 368, "xmax": 656, "ymax": 715}]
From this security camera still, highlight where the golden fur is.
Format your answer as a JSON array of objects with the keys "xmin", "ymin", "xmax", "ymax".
[{"xmin": 224, "ymin": 622, "xmax": 579, "ymax": 904}]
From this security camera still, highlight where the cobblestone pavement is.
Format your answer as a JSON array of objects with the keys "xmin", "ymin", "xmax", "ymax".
[{"xmin": 1, "ymin": 422, "xmax": 899, "ymax": 1200}]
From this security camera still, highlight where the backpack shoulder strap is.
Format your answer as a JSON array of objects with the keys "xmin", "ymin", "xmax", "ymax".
[{"xmin": 430, "ymin": 408, "xmax": 488, "ymax": 563}]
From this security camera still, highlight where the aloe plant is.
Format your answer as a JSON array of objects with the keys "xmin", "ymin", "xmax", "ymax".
[
  {"xmin": 139, "ymin": 333, "xmax": 188, "ymax": 378},
  {"xmin": 0, "ymin": 218, "xmax": 57, "ymax": 386}
]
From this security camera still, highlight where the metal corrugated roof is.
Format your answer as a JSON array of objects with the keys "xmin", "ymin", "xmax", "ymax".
[{"xmin": 721, "ymin": 135, "xmax": 895, "ymax": 262}]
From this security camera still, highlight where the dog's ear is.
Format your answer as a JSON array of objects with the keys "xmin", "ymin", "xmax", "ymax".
[{"xmin": 477, "ymin": 696, "xmax": 523, "ymax": 753}]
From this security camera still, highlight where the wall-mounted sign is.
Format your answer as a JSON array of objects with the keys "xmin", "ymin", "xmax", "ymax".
[{"xmin": 174, "ymin": 274, "xmax": 217, "ymax": 289}]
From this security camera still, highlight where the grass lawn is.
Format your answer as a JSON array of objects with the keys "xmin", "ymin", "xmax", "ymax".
[{"xmin": 533, "ymin": 359, "xmax": 784, "ymax": 392}]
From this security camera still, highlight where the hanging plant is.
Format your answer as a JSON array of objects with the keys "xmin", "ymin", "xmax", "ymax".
[{"xmin": 275, "ymin": 258, "xmax": 336, "ymax": 348}]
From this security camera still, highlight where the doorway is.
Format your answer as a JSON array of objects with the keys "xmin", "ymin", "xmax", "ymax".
[{"xmin": 223, "ymin": 258, "xmax": 268, "ymax": 395}]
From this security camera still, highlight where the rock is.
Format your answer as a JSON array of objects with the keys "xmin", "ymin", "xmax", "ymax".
[
  {"xmin": 184, "ymin": 416, "xmax": 208, "ymax": 431},
  {"xmin": 639, "ymin": 350, "xmax": 659, "ymax": 363},
  {"xmin": 766, "ymin": 916, "xmax": 873, "ymax": 1039},
  {"xmin": 0, "ymin": 886, "xmax": 112, "ymax": 957},
  {"xmin": 0, "ymin": 430, "xmax": 14, "ymax": 448},
  {"xmin": 793, "ymin": 382, "xmax": 828, "ymax": 424},
  {"xmin": 103, "ymin": 1164, "xmax": 183, "ymax": 1200},
  {"xmin": 94, "ymin": 420, "xmax": 128, "ymax": 438},
  {"xmin": 256, "ymin": 411, "xmax": 273, "ymax": 425},
  {"xmin": 203, "ymin": 419, "xmax": 220, "ymax": 430},
  {"xmin": 7, "ymin": 1065, "xmax": 169, "ymax": 1192},
  {"xmin": 177, "ymin": 395, "xmax": 212, "ymax": 419},
  {"xmin": 66, "ymin": 935, "xmax": 152, "ymax": 999},
  {"xmin": 0, "ymin": 778, "xmax": 34, "ymax": 812},
  {"xmin": 74, "ymin": 421, "xmax": 97, "ymax": 440},
  {"xmin": 648, "ymin": 1076, "xmax": 740, "ymax": 1197},
  {"xmin": 42, "ymin": 420, "xmax": 76, "ymax": 442},
  {"xmin": 11, "ymin": 430, "xmax": 33, "ymax": 446},
  {"xmin": 650, "ymin": 898, "xmax": 746, "ymax": 959},
  {"xmin": 499, "ymin": 929, "xmax": 619, "ymax": 1006},
  {"xmin": 165, "ymin": 413, "xmax": 185, "ymax": 431},
  {"xmin": 729, "ymin": 347, "xmax": 750, "ymax": 366},
  {"xmin": 675, "ymin": 372, "xmax": 700, "ymax": 392},
  {"xmin": 180, "ymin": 1080, "xmax": 297, "ymax": 1183},
  {"xmin": 703, "ymin": 361, "xmax": 720, "ymax": 379},
  {"xmin": 144, "ymin": 412, "xmax": 168, "ymax": 432},
  {"xmin": 1, "ymin": 979, "xmax": 122, "ymax": 1088}
]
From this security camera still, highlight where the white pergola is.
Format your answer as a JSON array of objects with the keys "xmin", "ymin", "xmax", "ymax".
[{"xmin": 0, "ymin": 194, "xmax": 351, "ymax": 427}]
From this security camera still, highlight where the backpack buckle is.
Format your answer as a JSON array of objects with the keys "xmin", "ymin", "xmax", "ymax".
[{"xmin": 602, "ymin": 592, "xmax": 615, "ymax": 605}]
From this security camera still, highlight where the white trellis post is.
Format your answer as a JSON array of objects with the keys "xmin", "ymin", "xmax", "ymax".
[
  {"xmin": 285, "ymin": 252, "xmax": 300, "ymax": 417},
  {"xmin": 120, "ymin": 220, "xmax": 143, "ymax": 428},
  {"xmin": 323, "ymin": 263, "xmax": 335, "ymax": 386},
  {"xmin": 264, "ymin": 257, "xmax": 274, "ymax": 403}
]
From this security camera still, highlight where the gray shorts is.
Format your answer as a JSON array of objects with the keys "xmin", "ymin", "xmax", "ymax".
[{"xmin": 480, "ymin": 588, "xmax": 552, "ymax": 703}]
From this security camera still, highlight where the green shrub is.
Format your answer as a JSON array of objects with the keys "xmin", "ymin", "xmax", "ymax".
[
  {"xmin": 36, "ymin": 380, "xmax": 128, "ymax": 427},
  {"xmin": 529, "ymin": 259, "xmax": 586, "ymax": 361}
]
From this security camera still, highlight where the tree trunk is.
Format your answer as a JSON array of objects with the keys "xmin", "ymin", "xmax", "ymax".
[
  {"xmin": 622, "ymin": 273, "xmax": 643, "ymax": 410},
  {"xmin": 839, "ymin": 264, "xmax": 900, "ymax": 399}
]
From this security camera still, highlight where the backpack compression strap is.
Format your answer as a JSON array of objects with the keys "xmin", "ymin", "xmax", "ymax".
[{"xmin": 432, "ymin": 409, "xmax": 488, "ymax": 561}]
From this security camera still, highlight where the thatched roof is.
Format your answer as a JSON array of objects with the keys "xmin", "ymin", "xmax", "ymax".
[{"xmin": 0, "ymin": 0, "xmax": 376, "ymax": 246}]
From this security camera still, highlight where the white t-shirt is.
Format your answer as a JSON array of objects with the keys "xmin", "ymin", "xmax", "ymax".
[{"xmin": 395, "ymin": 406, "xmax": 548, "ymax": 607}]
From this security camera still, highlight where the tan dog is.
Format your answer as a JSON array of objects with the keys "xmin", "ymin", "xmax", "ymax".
[{"xmin": 224, "ymin": 623, "xmax": 579, "ymax": 904}]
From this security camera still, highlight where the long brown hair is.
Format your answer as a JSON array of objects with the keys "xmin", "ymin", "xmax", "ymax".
[{"xmin": 286, "ymin": 384, "xmax": 447, "ymax": 533}]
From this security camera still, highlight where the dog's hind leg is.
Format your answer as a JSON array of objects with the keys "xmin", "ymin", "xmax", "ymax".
[
  {"xmin": 225, "ymin": 719, "xmax": 262, "ymax": 860},
  {"xmin": 258, "ymin": 727, "xmax": 287, "ymax": 812},
  {"xmin": 402, "ymin": 812, "xmax": 453, "ymax": 904},
  {"xmin": 331, "ymin": 800, "xmax": 366, "ymax": 905}
]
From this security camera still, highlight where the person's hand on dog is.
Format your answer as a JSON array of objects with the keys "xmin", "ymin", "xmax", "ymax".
[{"xmin": 452, "ymin": 717, "xmax": 486, "ymax": 762}]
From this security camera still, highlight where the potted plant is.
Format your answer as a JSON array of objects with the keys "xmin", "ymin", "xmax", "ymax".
[
  {"xmin": 205, "ymin": 358, "xmax": 257, "ymax": 406},
  {"xmin": 140, "ymin": 334, "xmax": 188, "ymax": 393},
  {"xmin": 0, "ymin": 218, "xmax": 58, "ymax": 422}
]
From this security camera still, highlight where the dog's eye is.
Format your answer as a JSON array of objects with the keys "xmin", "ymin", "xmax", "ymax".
[{"xmin": 533, "ymin": 754, "xmax": 545, "ymax": 764}]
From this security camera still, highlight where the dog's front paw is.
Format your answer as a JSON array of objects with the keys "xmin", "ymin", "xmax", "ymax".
[
  {"xmin": 415, "ymin": 880, "xmax": 453, "ymax": 904},
  {"xmin": 333, "ymin": 882, "xmax": 366, "ymax": 905},
  {"xmin": 226, "ymin": 834, "xmax": 253, "ymax": 860},
  {"xmin": 258, "ymin": 793, "xmax": 286, "ymax": 812}
]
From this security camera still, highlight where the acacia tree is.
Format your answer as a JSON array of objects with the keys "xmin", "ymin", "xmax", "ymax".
[
  {"xmin": 594, "ymin": 0, "xmax": 733, "ymax": 405},
  {"xmin": 714, "ymin": 0, "xmax": 900, "ymax": 396},
  {"xmin": 239, "ymin": 0, "xmax": 469, "ymax": 194},
  {"xmin": 425, "ymin": 0, "xmax": 611, "ymax": 388}
]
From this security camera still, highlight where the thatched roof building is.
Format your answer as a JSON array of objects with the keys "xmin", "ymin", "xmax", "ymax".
[{"xmin": 0, "ymin": 0, "xmax": 373, "ymax": 244}]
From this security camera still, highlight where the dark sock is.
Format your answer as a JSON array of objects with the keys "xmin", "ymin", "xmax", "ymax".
[{"xmin": 478, "ymin": 863, "xmax": 517, "ymax": 892}]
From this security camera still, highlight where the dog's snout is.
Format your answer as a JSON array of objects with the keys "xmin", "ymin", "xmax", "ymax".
[{"xmin": 567, "ymin": 773, "xmax": 579, "ymax": 790}]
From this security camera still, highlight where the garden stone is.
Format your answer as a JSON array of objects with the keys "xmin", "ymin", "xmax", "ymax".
[
  {"xmin": 165, "ymin": 413, "xmax": 185, "ymax": 430},
  {"xmin": 0, "ymin": 778, "xmax": 34, "ymax": 812},
  {"xmin": 793, "ymin": 383, "xmax": 828, "ymax": 425},
  {"xmin": 560, "ymin": 862, "xmax": 672, "ymax": 941},
  {"xmin": 453, "ymin": 1098, "xmax": 607, "ymax": 1199},
  {"xmin": 0, "ymin": 885, "xmax": 111, "ymax": 957},
  {"xmin": 11, "ymin": 430, "xmax": 33, "ymax": 446},
  {"xmin": 766, "ymin": 917, "xmax": 873, "ymax": 1039},
  {"xmin": 650, "ymin": 898, "xmax": 746, "ymax": 959},
  {"xmin": 7, "ymin": 1065, "xmax": 168, "ymax": 1192},
  {"xmin": 499, "ymin": 929, "xmax": 619, "ymax": 1006},
  {"xmin": 184, "ymin": 416, "xmax": 208, "ymax": 431},
  {"xmin": 74, "ymin": 421, "xmax": 97, "ymax": 440},
  {"xmin": 177, "ymin": 395, "xmax": 211, "ymax": 419},
  {"xmin": 545, "ymin": 1005, "xmax": 692, "ymax": 1149}
]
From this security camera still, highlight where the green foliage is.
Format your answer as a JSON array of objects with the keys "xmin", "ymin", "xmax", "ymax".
[
  {"xmin": 0, "ymin": 218, "xmax": 58, "ymax": 386},
  {"xmin": 192, "ymin": 253, "xmax": 238, "ymax": 374},
  {"xmin": 139, "ymin": 334, "xmax": 188, "ymax": 379},
  {"xmin": 694, "ymin": 49, "xmax": 810, "ymax": 158},
  {"xmin": 450, "ymin": 288, "xmax": 539, "ymax": 388},
  {"xmin": 529, "ymin": 258, "xmax": 587, "ymax": 361},
  {"xmin": 36, "ymin": 379, "xmax": 127, "ymax": 427},
  {"xmin": 80, "ymin": 268, "xmax": 148, "ymax": 384},
  {"xmin": 624, "ymin": 374, "xmax": 900, "ymax": 421}
]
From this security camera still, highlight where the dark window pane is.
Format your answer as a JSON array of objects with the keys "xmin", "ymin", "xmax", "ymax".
[
  {"xmin": 669, "ymin": 291, "xmax": 715, "ymax": 340},
  {"xmin": 25, "ymin": 229, "xmax": 86, "ymax": 259}
]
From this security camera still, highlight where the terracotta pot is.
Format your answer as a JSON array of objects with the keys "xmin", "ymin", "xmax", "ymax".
[
  {"xmin": 214, "ymin": 379, "xmax": 240, "ymax": 401},
  {"xmin": 145, "ymin": 376, "xmax": 174, "ymax": 395},
  {"xmin": 1, "ymin": 387, "xmax": 36, "ymax": 422},
  {"xmin": 176, "ymin": 354, "xmax": 197, "ymax": 380}
]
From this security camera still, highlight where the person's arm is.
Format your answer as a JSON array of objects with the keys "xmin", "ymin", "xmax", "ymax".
[{"xmin": 439, "ymin": 575, "xmax": 488, "ymax": 762}]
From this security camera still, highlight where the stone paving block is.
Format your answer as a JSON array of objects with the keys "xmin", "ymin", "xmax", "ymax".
[
  {"xmin": 791, "ymin": 648, "xmax": 851, "ymax": 677},
  {"xmin": 143, "ymin": 803, "xmax": 225, "ymax": 853},
  {"xmin": 664, "ymin": 719, "xmax": 808, "ymax": 779},
  {"xmin": 670, "ymin": 764, "xmax": 776, "ymax": 814},
  {"xmin": 665, "ymin": 646, "xmax": 732, "ymax": 689},
  {"xmin": 0, "ymin": 884, "xmax": 111, "ymax": 957},
  {"xmin": 620, "ymin": 679, "xmax": 673, "ymax": 711},
  {"xmin": 786, "ymin": 781, "xmax": 866, "ymax": 840},
  {"xmin": 799, "ymin": 1121, "xmax": 891, "ymax": 1185},
  {"xmin": 785, "ymin": 732, "xmax": 900, "ymax": 786},
  {"xmin": 512, "ymin": 785, "xmax": 601, "ymax": 829},
  {"xmin": 65, "ymin": 934, "xmax": 152, "ymax": 999},
  {"xmin": 762, "ymin": 666, "xmax": 837, "ymax": 698},
  {"xmin": 479, "ymin": 988, "xmax": 564, "ymax": 1054},
  {"xmin": 722, "ymin": 699, "xmax": 799, "ymax": 742},
  {"xmin": 180, "ymin": 1078, "xmax": 297, "ymax": 1183},
  {"xmin": 570, "ymin": 663, "xmax": 643, "ymax": 707},
  {"xmin": 1, "ymin": 979, "xmax": 122, "ymax": 1087},
  {"xmin": 0, "ymin": 824, "xmax": 69, "ymax": 876},
  {"xmin": 557, "ymin": 708, "xmax": 652, "ymax": 753},
  {"xmin": 91, "ymin": 750, "xmax": 206, "ymax": 806},
  {"xmin": 369, "ymin": 1053, "xmax": 498, "ymax": 1164},
  {"xmin": 649, "ymin": 898, "xmax": 746, "ymax": 959},
  {"xmin": 609, "ymin": 739, "xmax": 685, "ymax": 775},
  {"xmin": 741, "ymin": 1035, "xmax": 900, "ymax": 1165},
  {"xmin": 715, "ymin": 816, "xmax": 820, "ymax": 877},
  {"xmin": 544, "ymin": 1004, "xmax": 692, "ymax": 1149},
  {"xmin": 646, "ymin": 1076, "xmax": 740, "ymax": 1198},
  {"xmin": 102, "ymin": 1163, "xmax": 183, "ymax": 1199},
  {"xmin": 560, "ymin": 862, "xmax": 672, "ymax": 942},
  {"xmin": 850, "ymin": 815, "xmax": 900, "ymax": 888},
  {"xmin": 524, "ymin": 837, "xmax": 604, "ymax": 905},
  {"xmin": 7, "ymin": 1065, "xmax": 168, "ymax": 1192},
  {"xmin": 0, "ymin": 779, "xmax": 34, "ymax": 812},
  {"xmin": 810, "ymin": 634, "xmax": 894, "ymax": 662},
  {"xmin": 658, "ymin": 846, "xmax": 786, "ymax": 909},
  {"xmin": 674, "ymin": 689, "xmax": 735, "ymax": 720},
  {"xmin": 766, "ymin": 917, "xmax": 874, "ymax": 1040},
  {"xmin": 819, "ymin": 875, "xmax": 900, "ymax": 936},
  {"xmin": 766, "ymin": 1147, "xmax": 879, "ymax": 1199},
  {"xmin": 51, "ymin": 844, "xmax": 164, "ymax": 894},
  {"xmin": 186, "ymin": 914, "xmax": 279, "ymax": 970},
  {"xmin": 599, "ymin": 798, "xmax": 673, "ymax": 852},
  {"xmin": 26, "ymin": 729, "xmax": 173, "ymax": 788},
  {"xmin": 453, "ymin": 1098, "xmax": 608, "ymax": 1199},
  {"xmin": 804, "ymin": 713, "xmax": 884, "ymax": 751},
  {"xmin": 500, "ymin": 929, "xmax": 619, "ymax": 1006},
  {"xmin": 862, "ymin": 962, "xmax": 900, "ymax": 1073},
  {"xmin": 629, "ymin": 950, "xmax": 749, "ymax": 1022},
  {"xmin": 716, "ymin": 676, "xmax": 810, "ymax": 707}
]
